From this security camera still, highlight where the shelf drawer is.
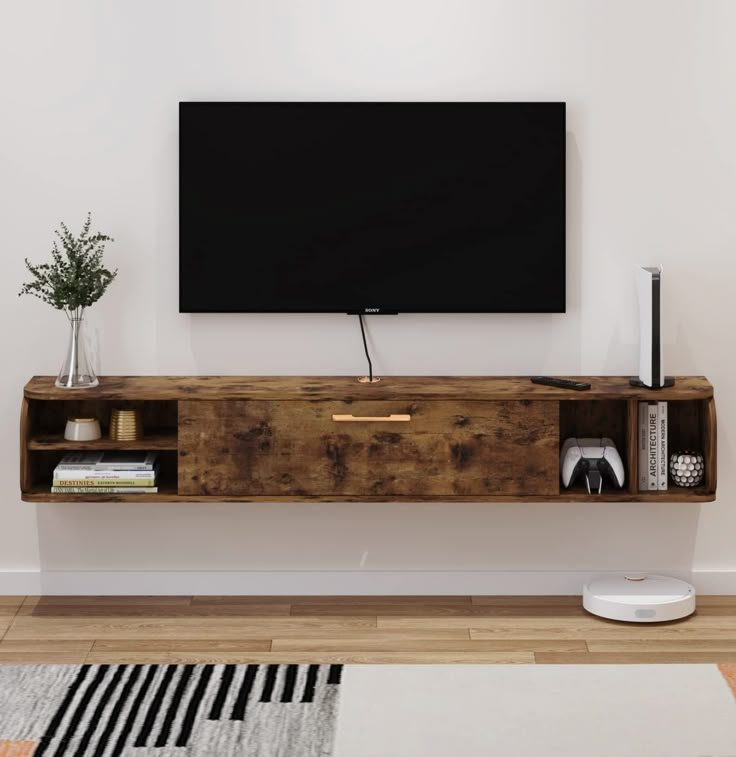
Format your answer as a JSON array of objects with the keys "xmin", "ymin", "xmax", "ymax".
[{"xmin": 178, "ymin": 399, "xmax": 559, "ymax": 497}]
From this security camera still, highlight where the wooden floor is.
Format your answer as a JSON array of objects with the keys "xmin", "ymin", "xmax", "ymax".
[{"xmin": 2, "ymin": 596, "xmax": 736, "ymax": 664}]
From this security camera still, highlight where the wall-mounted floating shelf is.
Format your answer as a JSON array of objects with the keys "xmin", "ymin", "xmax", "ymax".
[{"xmin": 20, "ymin": 376, "xmax": 716, "ymax": 503}]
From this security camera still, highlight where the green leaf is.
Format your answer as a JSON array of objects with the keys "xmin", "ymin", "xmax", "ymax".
[{"xmin": 19, "ymin": 213, "xmax": 117, "ymax": 314}]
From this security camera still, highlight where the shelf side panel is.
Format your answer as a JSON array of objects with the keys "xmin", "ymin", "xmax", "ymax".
[
  {"xmin": 703, "ymin": 396, "xmax": 717, "ymax": 494},
  {"xmin": 20, "ymin": 397, "xmax": 30, "ymax": 492}
]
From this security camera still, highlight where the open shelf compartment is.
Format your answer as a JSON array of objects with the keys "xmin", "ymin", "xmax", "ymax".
[
  {"xmin": 559, "ymin": 396, "xmax": 716, "ymax": 501},
  {"xmin": 21, "ymin": 398, "xmax": 178, "ymax": 499},
  {"xmin": 559, "ymin": 399, "xmax": 631, "ymax": 498}
]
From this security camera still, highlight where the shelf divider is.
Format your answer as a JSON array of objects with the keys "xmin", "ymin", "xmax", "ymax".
[{"xmin": 28, "ymin": 430, "xmax": 178, "ymax": 451}]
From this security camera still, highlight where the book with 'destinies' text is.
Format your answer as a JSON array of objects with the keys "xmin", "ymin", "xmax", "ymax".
[{"xmin": 52, "ymin": 475, "xmax": 157, "ymax": 487}]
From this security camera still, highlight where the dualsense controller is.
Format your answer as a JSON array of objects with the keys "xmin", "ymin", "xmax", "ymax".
[{"xmin": 560, "ymin": 437, "xmax": 625, "ymax": 493}]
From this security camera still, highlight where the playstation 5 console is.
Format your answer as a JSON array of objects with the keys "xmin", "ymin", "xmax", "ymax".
[{"xmin": 630, "ymin": 266, "xmax": 675, "ymax": 389}]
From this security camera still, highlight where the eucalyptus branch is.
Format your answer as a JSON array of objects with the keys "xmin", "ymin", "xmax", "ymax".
[{"xmin": 19, "ymin": 213, "xmax": 117, "ymax": 313}]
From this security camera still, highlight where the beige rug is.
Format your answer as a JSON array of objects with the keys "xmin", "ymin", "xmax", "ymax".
[{"xmin": 333, "ymin": 664, "xmax": 736, "ymax": 757}]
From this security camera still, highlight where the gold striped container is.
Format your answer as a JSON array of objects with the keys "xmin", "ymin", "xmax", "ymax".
[{"xmin": 109, "ymin": 408, "xmax": 144, "ymax": 441}]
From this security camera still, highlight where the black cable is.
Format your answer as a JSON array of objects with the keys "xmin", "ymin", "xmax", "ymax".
[{"xmin": 358, "ymin": 313, "xmax": 373, "ymax": 382}]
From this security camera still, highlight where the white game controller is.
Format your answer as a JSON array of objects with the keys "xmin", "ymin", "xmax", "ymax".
[{"xmin": 560, "ymin": 437, "xmax": 625, "ymax": 493}]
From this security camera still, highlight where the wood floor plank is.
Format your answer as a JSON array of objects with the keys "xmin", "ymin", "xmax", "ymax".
[
  {"xmin": 292, "ymin": 603, "xmax": 587, "ymax": 617},
  {"xmin": 471, "ymin": 596, "xmax": 582, "ymax": 606},
  {"xmin": 382, "ymin": 612, "xmax": 736, "ymax": 632},
  {"xmin": 381, "ymin": 616, "xmax": 611, "ymax": 630},
  {"xmin": 91, "ymin": 640, "xmax": 272, "ymax": 652},
  {"xmin": 24, "ymin": 604, "xmax": 291, "ymax": 618},
  {"xmin": 691, "ymin": 596, "xmax": 736, "ymax": 606},
  {"xmin": 0, "ymin": 639, "xmax": 92, "ymax": 663},
  {"xmin": 0, "ymin": 651, "xmax": 91, "ymax": 663},
  {"xmin": 193, "ymin": 595, "xmax": 472, "ymax": 606},
  {"xmin": 0, "ymin": 597, "xmax": 24, "ymax": 608},
  {"xmin": 0, "ymin": 598, "xmax": 22, "ymax": 618},
  {"xmin": 84, "ymin": 651, "xmax": 270, "ymax": 664},
  {"xmin": 271, "ymin": 639, "xmax": 587, "ymax": 653},
  {"xmin": 689, "ymin": 606, "xmax": 736, "ymax": 616},
  {"xmin": 468, "ymin": 620, "xmax": 736, "ymax": 641},
  {"xmin": 270, "ymin": 629, "xmax": 472, "ymax": 642},
  {"xmin": 536, "ymin": 651, "xmax": 736, "ymax": 664},
  {"xmin": 0, "ymin": 640, "xmax": 93, "ymax": 652},
  {"xmin": 86, "ymin": 651, "xmax": 535, "ymax": 664},
  {"xmin": 25, "ymin": 596, "xmax": 193, "ymax": 606},
  {"xmin": 5, "ymin": 615, "xmax": 377, "ymax": 641},
  {"xmin": 587, "ymin": 639, "xmax": 736, "ymax": 652}
]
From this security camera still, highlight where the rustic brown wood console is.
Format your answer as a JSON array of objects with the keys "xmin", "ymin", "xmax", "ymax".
[{"xmin": 20, "ymin": 376, "xmax": 716, "ymax": 503}]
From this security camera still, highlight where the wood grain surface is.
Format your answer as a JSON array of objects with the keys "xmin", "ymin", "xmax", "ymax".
[
  {"xmin": 24, "ymin": 375, "xmax": 714, "ymax": 402},
  {"xmin": 27, "ymin": 431, "xmax": 178, "ymax": 451},
  {"xmin": 20, "ymin": 488, "xmax": 717, "ymax": 503},
  {"xmin": 178, "ymin": 399, "xmax": 559, "ymax": 497},
  {"xmin": 20, "ymin": 375, "xmax": 717, "ymax": 502},
  {"xmin": 19, "ymin": 397, "xmax": 30, "ymax": 492},
  {"xmin": 704, "ymin": 396, "xmax": 717, "ymax": 492},
  {"xmin": 3, "ymin": 595, "xmax": 736, "ymax": 664}
]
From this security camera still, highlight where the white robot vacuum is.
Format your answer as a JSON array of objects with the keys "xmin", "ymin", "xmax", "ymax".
[{"xmin": 583, "ymin": 574, "xmax": 696, "ymax": 622}]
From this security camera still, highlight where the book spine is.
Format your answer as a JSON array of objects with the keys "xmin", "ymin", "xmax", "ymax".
[
  {"xmin": 638, "ymin": 402, "xmax": 649, "ymax": 491},
  {"xmin": 54, "ymin": 465, "xmax": 154, "ymax": 472},
  {"xmin": 647, "ymin": 402, "xmax": 659, "ymax": 491},
  {"xmin": 52, "ymin": 465, "xmax": 99, "ymax": 471},
  {"xmin": 52, "ymin": 478, "xmax": 156, "ymax": 487},
  {"xmin": 53, "ymin": 470, "xmax": 157, "ymax": 480},
  {"xmin": 658, "ymin": 400, "xmax": 668, "ymax": 490},
  {"xmin": 51, "ymin": 486, "xmax": 159, "ymax": 494}
]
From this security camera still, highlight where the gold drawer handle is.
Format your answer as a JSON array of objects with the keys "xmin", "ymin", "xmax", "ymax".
[{"xmin": 332, "ymin": 414, "xmax": 411, "ymax": 422}]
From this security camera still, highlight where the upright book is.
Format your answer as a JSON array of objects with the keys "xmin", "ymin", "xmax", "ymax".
[
  {"xmin": 646, "ymin": 402, "xmax": 659, "ymax": 491},
  {"xmin": 638, "ymin": 402, "xmax": 649, "ymax": 491},
  {"xmin": 657, "ymin": 401, "xmax": 668, "ymax": 490}
]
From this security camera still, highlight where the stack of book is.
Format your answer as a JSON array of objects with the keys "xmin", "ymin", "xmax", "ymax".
[
  {"xmin": 638, "ymin": 401, "xmax": 668, "ymax": 491},
  {"xmin": 52, "ymin": 451, "xmax": 159, "ymax": 494}
]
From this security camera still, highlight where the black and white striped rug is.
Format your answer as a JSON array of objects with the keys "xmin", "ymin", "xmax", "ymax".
[
  {"xmin": 0, "ymin": 664, "xmax": 342, "ymax": 756},
  {"xmin": 4, "ymin": 663, "xmax": 736, "ymax": 756}
]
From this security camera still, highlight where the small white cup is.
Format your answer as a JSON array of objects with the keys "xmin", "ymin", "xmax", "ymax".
[{"xmin": 64, "ymin": 417, "xmax": 102, "ymax": 442}]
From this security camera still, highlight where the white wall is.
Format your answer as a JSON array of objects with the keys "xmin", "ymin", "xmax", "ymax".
[{"xmin": 1, "ymin": 0, "xmax": 734, "ymax": 593}]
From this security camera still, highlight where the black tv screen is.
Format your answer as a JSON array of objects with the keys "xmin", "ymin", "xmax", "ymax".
[{"xmin": 179, "ymin": 102, "xmax": 566, "ymax": 313}]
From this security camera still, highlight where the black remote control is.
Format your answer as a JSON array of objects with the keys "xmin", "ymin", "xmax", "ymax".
[{"xmin": 531, "ymin": 376, "xmax": 591, "ymax": 391}]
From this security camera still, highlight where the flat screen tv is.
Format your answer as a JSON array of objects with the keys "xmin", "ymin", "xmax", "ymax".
[{"xmin": 179, "ymin": 102, "xmax": 566, "ymax": 313}]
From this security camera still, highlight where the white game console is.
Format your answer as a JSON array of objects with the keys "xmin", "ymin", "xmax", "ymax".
[{"xmin": 630, "ymin": 265, "xmax": 675, "ymax": 389}]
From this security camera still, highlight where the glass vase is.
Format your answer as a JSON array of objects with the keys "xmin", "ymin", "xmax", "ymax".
[{"xmin": 56, "ymin": 315, "xmax": 98, "ymax": 389}]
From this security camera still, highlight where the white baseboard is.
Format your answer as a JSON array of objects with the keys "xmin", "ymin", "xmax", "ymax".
[
  {"xmin": 2, "ymin": 568, "xmax": 731, "ymax": 595},
  {"xmin": 0, "ymin": 572, "xmax": 42, "ymax": 594},
  {"xmin": 688, "ymin": 571, "xmax": 736, "ymax": 595},
  {"xmin": 0, "ymin": 570, "xmax": 736, "ymax": 596}
]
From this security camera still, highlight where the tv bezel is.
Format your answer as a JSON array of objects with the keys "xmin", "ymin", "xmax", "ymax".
[{"xmin": 179, "ymin": 101, "xmax": 567, "ymax": 315}]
